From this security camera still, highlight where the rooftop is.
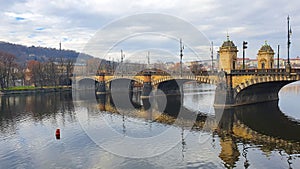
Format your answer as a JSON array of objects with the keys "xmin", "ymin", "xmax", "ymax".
[
  {"xmin": 259, "ymin": 41, "xmax": 274, "ymax": 53},
  {"xmin": 221, "ymin": 35, "xmax": 236, "ymax": 48}
]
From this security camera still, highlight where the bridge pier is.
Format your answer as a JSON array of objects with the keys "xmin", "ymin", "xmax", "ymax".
[
  {"xmin": 96, "ymin": 73, "xmax": 106, "ymax": 94},
  {"xmin": 214, "ymin": 71, "xmax": 235, "ymax": 107},
  {"xmin": 141, "ymin": 72, "xmax": 152, "ymax": 98},
  {"xmin": 214, "ymin": 87, "xmax": 235, "ymax": 107}
]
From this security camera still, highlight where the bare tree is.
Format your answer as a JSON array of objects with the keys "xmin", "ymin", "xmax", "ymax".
[
  {"xmin": 86, "ymin": 58, "xmax": 101, "ymax": 75},
  {"xmin": 0, "ymin": 51, "xmax": 17, "ymax": 89},
  {"xmin": 65, "ymin": 58, "xmax": 74, "ymax": 85},
  {"xmin": 46, "ymin": 59, "xmax": 58, "ymax": 86},
  {"xmin": 57, "ymin": 57, "xmax": 74, "ymax": 86},
  {"xmin": 26, "ymin": 60, "xmax": 41, "ymax": 87},
  {"xmin": 0, "ymin": 61, "xmax": 5, "ymax": 89}
]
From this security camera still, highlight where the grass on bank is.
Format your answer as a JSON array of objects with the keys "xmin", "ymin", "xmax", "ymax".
[{"xmin": 4, "ymin": 86, "xmax": 36, "ymax": 90}]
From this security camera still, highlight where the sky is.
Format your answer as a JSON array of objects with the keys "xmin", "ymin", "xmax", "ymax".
[{"xmin": 0, "ymin": 0, "xmax": 300, "ymax": 63}]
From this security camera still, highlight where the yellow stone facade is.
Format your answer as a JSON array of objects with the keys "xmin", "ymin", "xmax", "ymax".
[
  {"xmin": 218, "ymin": 36, "xmax": 238, "ymax": 73},
  {"xmin": 257, "ymin": 41, "xmax": 275, "ymax": 69},
  {"xmin": 231, "ymin": 75, "xmax": 255, "ymax": 89}
]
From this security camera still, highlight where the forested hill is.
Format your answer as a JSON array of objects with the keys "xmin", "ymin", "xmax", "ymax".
[{"xmin": 0, "ymin": 41, "xmax": 92, "ymax": 64}]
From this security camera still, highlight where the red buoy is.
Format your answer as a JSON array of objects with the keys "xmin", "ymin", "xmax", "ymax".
[{"xmin": 55, "ymin": 129, "xmax": 60, "ymax": 140}]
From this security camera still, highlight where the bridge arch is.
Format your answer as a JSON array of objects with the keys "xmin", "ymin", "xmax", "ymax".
[
  {"xmin": 234, "ymin": 75, "xmax": 300, "ymax": 93},
  {"xmin": 156, "ymin": 76, "xmax": 217, "ymax": 95},
  {"xmin": 152, "ymin": 75, "xmax": 217, "ymax": 86},
  {"xmin": 108, "ymin": 78, "xmax": 142, "ymax": 90},
  {"xmin": 234, "ymin": 75, "xmax": 300, "ymax": 105},
  {"xmin": 106, "ymin": 76, "xmax": 143, "ymax": 85},
  {"xmin": 157, "ymin": 79, "xmax": 193, "ymax": 95},
  {"xmin": 76, "ymin": 78, "xmax": 98, "ymax": 90}
]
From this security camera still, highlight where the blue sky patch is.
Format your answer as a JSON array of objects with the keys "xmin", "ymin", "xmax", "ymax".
[
  {"xmin": 28, "ymin": 34, "xmax": 36, "ymax": 38},
  {"xmin": 35, "ymin": 27, "xmax": 45, "ymax": 31},
  {"xmin": 15, "ymin": 17, "xmax": 25, "ymax": 21}
]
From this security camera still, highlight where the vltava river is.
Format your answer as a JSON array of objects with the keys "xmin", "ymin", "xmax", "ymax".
[{"xmin": 0, "ymin": 82, "xmax": 300, "ymax": 168}]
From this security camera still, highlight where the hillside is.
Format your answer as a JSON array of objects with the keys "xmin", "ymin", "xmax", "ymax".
[{"xmin": 0, "ymin": 41, "xmax": 92, "ymax": 64}]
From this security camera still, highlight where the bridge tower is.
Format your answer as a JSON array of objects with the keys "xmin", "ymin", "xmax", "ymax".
[
  {"xmin": 218, "ymin": 35, "xmax": 238, "ymax": 73},
  {"xmin": 257, "ymin": 41, "xmax": 275, "ymax": 69}
]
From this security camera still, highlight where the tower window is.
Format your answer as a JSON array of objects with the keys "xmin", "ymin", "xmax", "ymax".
[
  {"xmin": 270, "ymin": 62, "xmax": 273, "ymax": 68},
  {"xmin": 233, "ymin": 61, "xmax": 236, "ymax": 70},
  {"xmin": 261, "ymin": 62, "xmax": 265, "ymax": 69}
]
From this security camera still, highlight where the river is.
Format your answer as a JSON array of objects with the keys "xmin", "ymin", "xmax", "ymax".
[{"xmin": 0, "ymin": 82, "xmax": 300, "ymax": 169}]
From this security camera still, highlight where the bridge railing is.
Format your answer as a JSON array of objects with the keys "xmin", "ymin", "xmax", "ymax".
[
  {"xmin": 291, "ymin": 69, "xmax": 300, "ymax": 74},
  {"xmin": 230, "ymin": 69, "xmax": 300, "ymax": 75}
]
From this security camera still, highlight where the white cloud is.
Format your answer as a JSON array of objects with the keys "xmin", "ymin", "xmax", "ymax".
[{"xmin": 0, "ymin": 0, "xmax": 300, "ymax": 60}]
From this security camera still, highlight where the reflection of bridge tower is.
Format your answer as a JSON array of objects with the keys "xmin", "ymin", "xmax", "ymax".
[
  {"xmin": 218, "ymin": 35, "xmax": 238, "ymax": 73},
  {"xmin": 98, "ymin": 94, "xmax": 106, "ymax": 111},
  {"xmin": 217, "ymin": 108, "xmax": 240, "ymax": 168},
  {"xmin": 257, "ymin": 41, "xmax": 275, "ymax": 69}
]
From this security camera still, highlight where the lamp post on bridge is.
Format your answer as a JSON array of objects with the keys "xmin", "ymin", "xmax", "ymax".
[
  {"xmin": 109, "ymin": 56, "xmax": 111, "ymax": 74},
  {"xmin": 211, "ymin": 41, "xmax": 214, "ymax": 71},
  {"xmin": 121, "ymin": 49, "xmax": 125, "ymax": 77},
  {"xmin": 180, "ymin": 38, "xmax": 184, "ymax": 77},
  {"xmin": 147, "ymin": 51, "xmax": 150, "ymax": 69},
  {"xmin": 286, "ymin": 15, "xmax": 292, "ymax": 71},
  {"xmin": 242, "ymin": 41, "xmax": 248, "ymax": 69},
  {"xmin": 277, "ymin": 45, "xmax": 280, "ymax": 69}
]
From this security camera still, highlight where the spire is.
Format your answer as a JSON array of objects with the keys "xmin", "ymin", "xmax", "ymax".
[
  {"xmin": 226, "ymin": 31, "xmax": 230, "ymax": 41},
  {"xmin": 264, "ymin": 40, "xmax": 268, "ymax": 46}
]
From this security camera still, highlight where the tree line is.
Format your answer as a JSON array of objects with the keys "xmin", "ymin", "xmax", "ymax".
[{"xmin": 0, "ymin": 50, "xmax": 74, "ymax": 90}]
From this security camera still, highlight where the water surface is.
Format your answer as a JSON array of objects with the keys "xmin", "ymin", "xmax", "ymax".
[{"xmin": 0, "ymin": 83, "xmax": 300, "ymax": 168}]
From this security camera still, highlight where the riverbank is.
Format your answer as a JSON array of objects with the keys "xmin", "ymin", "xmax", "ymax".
[{"xmin": 0, "ymin": 86, "xmax": 72, "ymax": 95}]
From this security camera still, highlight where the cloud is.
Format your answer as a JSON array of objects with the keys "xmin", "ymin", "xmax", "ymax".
[{"xmin": 0, "ymin": 0, "xmax": 300, "ymax": 60}]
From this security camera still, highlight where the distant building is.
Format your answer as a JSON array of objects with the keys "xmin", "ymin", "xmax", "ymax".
[{"xmin": 290, "ymin": 56, "xmax": 300, "ymax": 68}]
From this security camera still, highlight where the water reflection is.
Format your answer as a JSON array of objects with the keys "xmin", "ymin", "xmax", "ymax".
[
  {"xmin": 90, "ymin": 91, "xmax": 300, "ymax": 168},
  {"xmin": 1, "ymin": 88, "xmax": 300, "ymax": 168},
  {"xmin": 0, "ymin": 92, "xmax": 75, "ymax": 135},
  {"xmin": 216, "ymin": 102, "xmax": 300, "ymax": 168}
]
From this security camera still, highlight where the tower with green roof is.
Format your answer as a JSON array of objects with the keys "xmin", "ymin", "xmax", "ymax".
[
  {"xmin": 257, "ymin": 41, "xmax": 275, "ymax": 69},
  {"xmin": 218, "ymin": 35, "xmax": 238, "ymax": 73}
]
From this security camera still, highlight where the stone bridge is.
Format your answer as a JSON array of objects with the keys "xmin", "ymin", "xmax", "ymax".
[{"xmin": 73, "ymin": 68, "xmax": 300, "ymax": 107}]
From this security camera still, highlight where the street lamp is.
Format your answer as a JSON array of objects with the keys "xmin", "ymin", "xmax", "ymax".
[
  {"xmin": 287, "ymin": 15, "xmax": 292, "ymax": 70},
  {"xmin": 277, "ymin": 45, "xmax": 280, "ymax": 69},
  {"xmin": 147, "ymin": 51, "xmax": 150, "ymax": 68},
  {"xmin": 243, "ymin": 41, "xmax": 248, "ymax": 69},
  {"xmin": 211, "ymin": 41, "xmax": 214, "ymax": 71},
  {"xmin": 180, "ymin": 38, "xmax": 184, "ymax": 77},
  {"xmin": 121, "ymin": 49, "xmax": 125, "ymax": 77}
]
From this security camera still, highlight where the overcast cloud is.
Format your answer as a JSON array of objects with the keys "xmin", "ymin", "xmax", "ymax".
[{"xmin": 0, "ymin": 0, "xmax": 299, "ymax": 60}]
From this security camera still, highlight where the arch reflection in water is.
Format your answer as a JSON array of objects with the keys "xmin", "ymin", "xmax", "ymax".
[
  {"xmin": 216, "ymin": 101, "xmax": 300, "ymax": 168},
  {"xmin": 94, "ymin": 92, "xmax": 300, "ymax": 168},
  {"xmin": 1, "ymin": 90, "xmax": 300, "ymax": 168}
]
